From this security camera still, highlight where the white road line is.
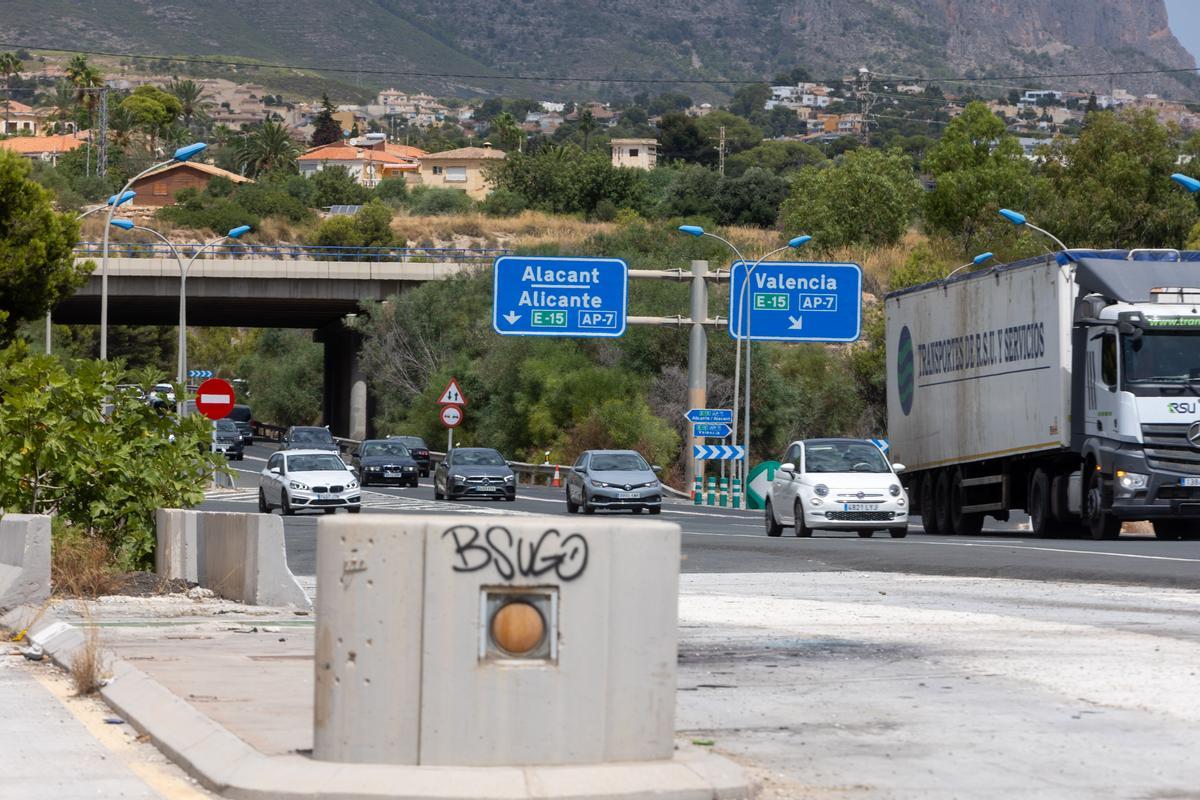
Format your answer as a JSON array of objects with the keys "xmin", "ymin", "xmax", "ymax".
[{"xmin": 909, "ymin": 540, "xmax": 1200, "ymax": 563}]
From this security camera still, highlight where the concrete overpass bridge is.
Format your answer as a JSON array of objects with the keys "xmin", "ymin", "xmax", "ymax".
[{"xmin": 56, "ymin": 243, "xmax": 510, "ymax": 439}]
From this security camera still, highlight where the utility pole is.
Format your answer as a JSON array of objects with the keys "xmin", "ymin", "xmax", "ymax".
[
  {"xmin": 686, "ymin": 260, "xmax": 708, "ymax": 493},
  {"xmin": 97, "ymin": 87, "xmax": 109, "ymax": 178},
  {"xmin": 717, "ymin": 125, "xmax": 726, "ymax": 177},
  {"xmin": 856, "ymin": 66, "xmax": 876, "ymax": 146}
]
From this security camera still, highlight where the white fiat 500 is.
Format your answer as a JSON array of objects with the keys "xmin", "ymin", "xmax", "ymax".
[{"xmin": 765, "ymin": 439, "xmax": 909, "ymax": 538}]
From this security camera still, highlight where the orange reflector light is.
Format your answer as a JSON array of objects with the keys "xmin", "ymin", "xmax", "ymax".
[{"xmin": 491, "ymin": 601, "xmax": 545, "ymax": 655}]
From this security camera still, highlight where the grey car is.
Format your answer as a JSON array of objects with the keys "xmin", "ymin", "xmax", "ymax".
[
  {"xmin": 434, "ymin": 447, "xmax": 516, "ymax": 501},
  {"xmin": 281, "ymin": 425, "xmax": 338, "ymax": 452},
  {"xmin": 565, "ymin": 450, "xmax": 662, "ymax": 514}
]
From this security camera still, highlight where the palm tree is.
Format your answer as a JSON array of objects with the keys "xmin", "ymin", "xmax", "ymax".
[
  {"xmin": 65, "ymin": 54, "xmax": 104, "ymax": 132},
  {"xmin": 105, "ymin": 102, "xmax": 136, "ymax": 153},
  {"xmin": 0, "ymin": 52, "xmax": 23, "ymax": 134},
  {"xmin": 578, "ymin": 108, "xmax": 597, "ymax": 151},
  {"xmin": 236, "ymin": 119, "xmax": 300, "ymax": 176},
  {"xmin": 50, "ymin": 81, "xmax": 75, "ymax": 133},
  {"xmin": 168, "ymin": 78, "xmax": 208, "ymax": 134},
  {"xmin": 490, "ymin": 111, "xmax": 522, "ymax": 154}
]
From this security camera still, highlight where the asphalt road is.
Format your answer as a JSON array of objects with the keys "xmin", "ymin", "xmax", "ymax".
[{"xmin": 201, "ymin": 444, "xmax": 1200, "ymax": 589}]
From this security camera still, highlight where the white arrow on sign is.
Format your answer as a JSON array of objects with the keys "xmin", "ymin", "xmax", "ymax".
[
  {"xmin": 788, "ymin": 315, "xmax": 803, "ymax": 330},
  {"xmin": 749, "ymin": 468, "xmax": 772, "ymax": 502},
  {"xmin": 503, "ymin": 311, "xmax": 521, "ymax": 325}
]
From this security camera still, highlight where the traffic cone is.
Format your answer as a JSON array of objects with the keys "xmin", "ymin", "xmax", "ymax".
[{"xmin": 551, "ymin": 465, "xmax": 561, "ymax": 487}]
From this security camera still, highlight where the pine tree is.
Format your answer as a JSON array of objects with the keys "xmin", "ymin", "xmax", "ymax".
[{"xmin": 311, "ymin": 93, "xmax": 342, "ymax": 147}]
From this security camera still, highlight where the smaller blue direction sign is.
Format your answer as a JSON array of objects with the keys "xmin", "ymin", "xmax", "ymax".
[
  {"xmin": 493, "ymin": 256, "xmax": 628, "ymax": 338},
  {"xmin": 693, "ymin": 422, "xmax": 733, "ymax": 438},
  {"xmin": 729, "ymin": 261, "xmax": 862, "ymax": 343},
  {"xmin": 869, "ymin": 438, "xmax": 889, "ymax": 453},
  {"xmin": 685, "ymin": 408, "xmax": 733, "ymax": 424},
  {"xmin": 694, "ymin": 444, "xmax": 745, "ymax": 461},
  {"xmin": 188, "ymin": 369, "xmax": 213, "ymax": 379}
]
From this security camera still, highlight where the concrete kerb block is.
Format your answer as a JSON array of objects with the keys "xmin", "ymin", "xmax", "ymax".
[
  {"xmin": 0, "ymin": 514, "xmax": 52, "ymax": 612},
  {"xmin": 156, "ymin": 508, "xmax": 199, "ymax": 583}
]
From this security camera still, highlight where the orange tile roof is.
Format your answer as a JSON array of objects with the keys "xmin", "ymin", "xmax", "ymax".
[
  {"xmin": 0, "ymin": 131, "xmax": 87, "ymax": 155},
  {"xmin": 384, "ymin": 143, "xmax": 426, "ymax": 159},
  {"xmin": 138, "ymin": 161, "xmax": 254, "ymax": 183},
  {"xmin": 298, "ymin": 143, "xmax": 412, "ymax": 164},
  {"xmin": 420, "ymin": 146, "xmax": 506, "ymax": 160},
  {"xmin": 0, "ymin": 100, "xmax": 34, "ymax": 113}
]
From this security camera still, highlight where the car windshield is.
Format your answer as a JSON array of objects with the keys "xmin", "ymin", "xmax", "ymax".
[
  {"xmin": 1122, "ymin": 332, "xmax": 1200, "ymax": 384},
  {"xmin": 226, "ymin": 405, "xmax": 252, "ymax": 422},
  {"xmin": 287, "ymin": 454, "xmax": 345, "ymax": 472},
  {"xmin": 362, "ymin": 441, "xmax": 410, "ymax": 457},
  {"xmin": 216, "ymin": 419, "xmax": 237, "ymax": 431},
  {"xmin": 393, "ymin": 436, "xmax": 426, "ymax": 449},
  {"xmin": 590, "ymin": 453, "xmax": 649, "ymax": 471},
  {"xmin": 453, "ymin": 450, "xmax": 505, "ymax": 466},
  {"xmin": 292, "ymin": 428, "xmax": 333, "ymax": 442},
  {"xmin": 804, "ymin": 442, "xmax": 890, "ymax": 473}
]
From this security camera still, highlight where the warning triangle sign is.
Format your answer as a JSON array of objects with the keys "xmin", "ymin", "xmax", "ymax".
[{"xmin": 438, "ymin": 378, "xmax": 467, "ymax": 406}]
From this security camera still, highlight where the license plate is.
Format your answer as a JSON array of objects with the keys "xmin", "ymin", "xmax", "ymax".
[
  {"xmin": 476, "ymin": 486, "xmax": 498, "ymax": 492},
  {"xmin": 319, "ymin": 493, "xmax": 335, "ymax": 500},
  {"xmin": 385, "ymin": 471, "xmax": 401, "ymax": 478},
  {"xmin": 843, "ymin": 503, "xmax": 874, "ymax": 512},
  {"xmin": 619, "ymin": 492, "xmax": 639, "ymax": 499},
  {"xmin": 1183, "ymin": 478, "xmax": 1200, "ymax": 487}
]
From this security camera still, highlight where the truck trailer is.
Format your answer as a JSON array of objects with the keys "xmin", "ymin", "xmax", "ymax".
[{"xmin": 885, "ymin": 250, "xmax": 1200, "ymax": 540}]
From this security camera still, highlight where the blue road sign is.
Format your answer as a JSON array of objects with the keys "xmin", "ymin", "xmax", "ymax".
[
  {"xmin": 492, "ymin": 256, "xmax": 628, "ymax": 338},
  {"xmin": 685, "ymin": 408, "xmax": 733, "ymax": 424},
  {"xmin": 693, "ymin": 422, "xmax": 733, "ymax": 438},
  {"xmin": 693, "ymin": 444, "xmax": 746, "ymax": 461},
  {"xmin": 728, "ymin": 261, "xmax": 862, "ymax": 343},
  {"xmin": 188, "ymin": 369, "xmax": 213, "ymax": 379},
  {"xmin": 869, "ymin": 438, "xmax": 889, "ymax": 453}
]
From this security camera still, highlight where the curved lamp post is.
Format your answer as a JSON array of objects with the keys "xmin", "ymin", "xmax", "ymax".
[
  {"xmin": 100, "ymin": 142, "xmax": 207, "ymax": 361},
  {"xmin": 945, "ymin": 252, "xmax": 994, "ymax": 280},
  {"xmin": 1171, "ymin": 173, "xmax": 1200, "ymax": 194},
  {"xmin": 998, "ymin": 208, "xmax": 1068, "ymax": 252},
  {"xmin": 110, "ymin": 220, "xmax": 250, "ymax": 418},
  {"xmin": 677, "ymin": 225, "xmax": 811, "ymax": 488}
]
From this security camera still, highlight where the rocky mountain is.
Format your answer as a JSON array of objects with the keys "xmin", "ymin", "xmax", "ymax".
[{"xmin": 2, "ymin": 0, "xmax": 1195, "ymax": 100}]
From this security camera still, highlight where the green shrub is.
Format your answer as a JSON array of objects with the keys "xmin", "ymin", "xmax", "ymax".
[
  {"xmin": 409, "ymin": 186, "xmax": 474, "ymax": 215},
  {"xmin": 480, "ymin": 188, "xmax": 527, "ymax": 216},
  {"xmin": 373, "ymin": 177, "xmax": 408, "ymax": 203}
]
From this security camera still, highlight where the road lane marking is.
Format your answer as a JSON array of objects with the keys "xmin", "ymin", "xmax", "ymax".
[{"xmin": 908, "ymin": 540, "xmax": 1200, "ymax": 563}]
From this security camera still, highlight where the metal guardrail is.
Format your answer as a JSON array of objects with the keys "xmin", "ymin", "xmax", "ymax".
[
  {"xmin": 250, "ymin": 422, "xmax": 689, "ymax": 498},
  {"xmin": 75, "ymin": 242, "xmax": 512, "ymax": 263}
]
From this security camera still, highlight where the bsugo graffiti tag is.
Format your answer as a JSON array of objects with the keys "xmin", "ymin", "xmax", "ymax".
[{"xmin": 441, "ymin": 525, "xmax": 589, "ymax": 582}]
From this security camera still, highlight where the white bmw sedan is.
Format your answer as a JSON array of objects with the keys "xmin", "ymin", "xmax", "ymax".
[
  {"xmin": 765, "ymin": 439, "xmax": 909, "ymax": 538},
  {"xmin": 259, "ymin": 449, "xmax": 361, "ymax": 516}
]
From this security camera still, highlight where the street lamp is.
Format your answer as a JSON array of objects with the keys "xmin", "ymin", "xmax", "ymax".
[
  {"xmin": 1171, "ymin": 173, "xmax": 1200, "ymax": 194},
  {"xmin": 677, "ymin": 225, "xmax": 811, "ymax": 490},
  {"xmin": 945, "ymin": 252, "xmax": 994, "ymax": 280},
  {"xmin": 100, "ymin": 142, "xmax": 207, "ymax": 361},
  {"xmin": 109, "ymin": 219, "xmax": 250, "ymax": 418},
  {"xmin": 997, "ymin": 208, "xmax": 1068, "ymax": 252}
]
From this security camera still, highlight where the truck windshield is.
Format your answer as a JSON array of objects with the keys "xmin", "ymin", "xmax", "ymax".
[{"xmin": 1122, "ymin": 332, "xmax": 1200, "ymax": 385}]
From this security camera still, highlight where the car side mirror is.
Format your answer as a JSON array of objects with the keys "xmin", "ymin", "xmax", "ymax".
[
  {"xmin": 892, "ymin": 463, "xmax": 907, "ymax": 474},
  {"xmin": 780, "ymin": 462, "xmax": 795, "ymax": 474},
  {"xmin": 270, "ymin": 466, "xmax": 281, "ymax": 474},
  {"xmin": 652, "ymin": 465, "xmax": 662, "ymax": 473}
]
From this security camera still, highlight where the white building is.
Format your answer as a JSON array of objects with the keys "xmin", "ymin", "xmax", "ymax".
[{"xmin": 610, "ymin": 138, "xmax": 657, "ymax": 170}]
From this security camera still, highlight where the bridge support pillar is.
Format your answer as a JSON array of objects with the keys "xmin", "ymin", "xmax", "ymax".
[{"xmin": 316, "ymin": 323, "xmax": 373, "ymax": 441}]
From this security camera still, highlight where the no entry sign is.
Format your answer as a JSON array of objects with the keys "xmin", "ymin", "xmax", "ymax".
[
  {"xmin": 440, "ymin": 404, "xmax": 463, "ymax": 428},
  {"xmin": 194, "ymin": 377, "xmax": 236, "ymax": 420}
]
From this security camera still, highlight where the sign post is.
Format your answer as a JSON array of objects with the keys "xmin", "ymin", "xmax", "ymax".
[
  {"xmin": 492, "ymin": 256, "xmax": 628, "ymax": 338},
  {"xmin": 194, "ymin": 377, "xmax": 236, "ymax": 421},
  {"xmin": 437, "ymin": 378, "xmax": 466, "ymax": 452}
]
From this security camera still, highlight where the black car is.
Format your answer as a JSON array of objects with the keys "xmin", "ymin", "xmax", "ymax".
[
  {"xmin": 281, "ymin": 425, "xmax": 339, "ymax": 452},
  {"xmin": 213, "ymin": 418, "xmax": 245, "ymax": 460},
  {"xmin": 352, "ymin": 439, "xmax": 420, "ymax": 487},
  {"xmin": 389, "ymin": 435, "xmax": 431, "ymax": 477},
  {"xmin": 434, "ymin": 447, "xmax": 515, "ymax": 501},
  {"xmin": 225, "ymin": 404, "xmax": 254, "ymax": 444}
]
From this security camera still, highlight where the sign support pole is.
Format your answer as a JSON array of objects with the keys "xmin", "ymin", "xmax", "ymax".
[{"xmin": 686, "ymin": 260, "xmax": 708, "ymax": 494}]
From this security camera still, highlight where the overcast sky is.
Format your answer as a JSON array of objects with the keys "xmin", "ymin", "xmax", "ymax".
[{"xmin": 1165, "ymin": 0, "xmax": 1200, "ymax": 62}]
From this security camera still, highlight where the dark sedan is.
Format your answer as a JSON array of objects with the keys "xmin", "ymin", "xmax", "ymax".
[
  {"xmin": 434, "ymin": 447, "xmax": 516, "ymax": 501},
  {"xmin": 389, "ymin": 435, "xmax": 431, "ymax": 477},
  {"xmin": 282, "ymin": 426, "xmax": 339, "ymax": 452},
  {"xmin": 352, "ymin": 439, "xmax": 420, "ymax": 487}
]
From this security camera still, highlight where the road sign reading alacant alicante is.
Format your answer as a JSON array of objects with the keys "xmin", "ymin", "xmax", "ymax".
[
  {"xmin": 492, "ymin": 256, "xmax": 628, "ymax": 338},
  {"xmin": 728, "ymin": 261, "xmax": 863, "ymax": 343},
  {"xmin": 685, "ymin": 408, "xmax": 734, "ymax": 424}
]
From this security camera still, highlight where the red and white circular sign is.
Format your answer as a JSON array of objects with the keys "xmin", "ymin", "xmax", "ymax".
[
  {"xmin": 440, "ymin": 404, "xmax": 463, "ymax": 428},
  {"xmin": 194, "ymin": 377, "xmax": 236, "ymax": 420}
]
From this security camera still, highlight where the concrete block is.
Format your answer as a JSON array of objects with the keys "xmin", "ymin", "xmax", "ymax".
[
  {"xmin": 313, "ymin": 515, "xmax": 425, "ymax": 764},
  {"xmin": 156, "ymin": 508, "xmax": 199, "ymax": 583},
  {"xmin": 0, "ymin": 514, "xmax": 52, "ymax": 612}
]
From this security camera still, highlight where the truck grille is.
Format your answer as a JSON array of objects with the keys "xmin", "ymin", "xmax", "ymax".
[
  {"xmin": 826, "ymin": 511, "xmax": 896, "ymax": 522},
  {"xmin": 1141, "ymin": 424, "xmax": 1200, "ymax": 475}
]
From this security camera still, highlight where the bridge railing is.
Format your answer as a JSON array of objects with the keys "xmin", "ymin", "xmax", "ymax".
[{"xmin": 74, "ymin": 242, "xmax": 511, "ymax": 263}]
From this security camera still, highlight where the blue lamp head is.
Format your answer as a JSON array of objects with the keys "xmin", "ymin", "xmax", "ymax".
[
  {"xmin": 677, "ymin": 225, "xmax": 705, "ymax": 237},
  {"xmin": 227, "ymin": 225, "xmax": 252, "ymax": 239},
  {"xmin": 973, "ymin": 252, "xmax": 995, "ymax": 266},
  {"xmin": 107, "ymin": 190, "xmax": 136, "ymax": 207},
  {"xmin": 172, "ymin": 142, "xmax": 208, "ymax": 162},
  {"xmin": 998, "ymin": 209, "xmax": 1027, "ymax": 226},
  {"xmin": 788, "ymin": 235, "xmax": 813, "ymax": 249},
  {"xmin": 109, "ymin": 219, "xmax": 135, "ymax": 231},
  {"xmin": 1171, "ymin": 173, "xmax": 1200, "ymax": 193}
]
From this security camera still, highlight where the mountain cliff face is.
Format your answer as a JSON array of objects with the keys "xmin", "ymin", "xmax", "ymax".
[{"xmin": 2, "ymin": 0, "xmax": 1195, "ymax": 99}]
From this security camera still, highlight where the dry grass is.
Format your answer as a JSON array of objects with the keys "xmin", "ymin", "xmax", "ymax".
[
  {"xmin": 52, "ymin": 532, "xmax": 123, "ymax": 598},
  {"xmin": 70, "ymin": 604, "xmax": 106, "ymax": 696}
]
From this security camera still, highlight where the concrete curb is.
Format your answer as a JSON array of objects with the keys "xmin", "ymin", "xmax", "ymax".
[
  {"xmin": 0, "ymin": 514, "xmax": 51, "ymax": 613},
  {"xmin": 1, "ymin": 607, "xmax": 754, "ymax": 800}
]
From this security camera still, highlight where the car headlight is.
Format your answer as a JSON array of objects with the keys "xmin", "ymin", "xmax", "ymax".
[
  {"xmin": 367, "ymin": 465, "xmax": 383, "ymax": 472},
  {"xmin": 590, "ymin": 479, "xmax": 608, "ymax": 488},
  {"xmin": 346, "ymin": 480, "xmax": 358, "ymax": 489},
  {"xmin": 814, "ymin": 484, "xmax": 829, "ymax": 497},
  {"xmin": 289, "ymin": 481, "xmax": 308, "ymax": 490},
  {"xmin": 1115, "ymin": 470, "xmax": 1148, "ymax": 497},
  {"xmin": 649, "ymin": 480, "xmax": 660, "ymax": 488},
  {"xmin": 889, "ymin": 484, "xmax": 902, "ymax": 497},
  {"xmin": 404, "ymin": 466, "xmax": 416, "ymax": 471},
  {"xmin": 504, "ymin": 474, "xmax": 514, "ymax": 482}
]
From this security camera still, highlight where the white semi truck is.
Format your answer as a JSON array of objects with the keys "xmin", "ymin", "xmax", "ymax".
[{"xmin": 885, "ymin": 250, "xmax": 1200, "ymax": 540}]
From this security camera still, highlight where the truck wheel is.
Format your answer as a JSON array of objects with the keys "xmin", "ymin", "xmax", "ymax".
[
  {"xmin": 1085, "ymin": 467, "xmax": 1121, "ymax": 540},
  {"xmin": 934, "ymin": 471, "xmax": 953, "ymax": 535},
  {"xmin": 919, "ymin": 475, "xmax": 941, "ymax": 535},
  {"xmin": 1029, "ymin": 469, "xmax": 1054, "ymax": 538},
  {"xmin": 950, "ymin": 471, "xmax": 984, "ymax": 536},
  {"xmin": 1153, "ymin": 520, "xmax": 1195, "ymax": 540},
  {"xmin": 764, "ymin": 500, "xmax": 783, "ymax": 537}
]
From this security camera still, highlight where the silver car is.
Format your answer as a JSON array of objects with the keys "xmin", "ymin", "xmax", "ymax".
[
  {"xmin": 259, "ymin": 449, "xmax": 361, "ymax": 516},
  {"xmin": 565, "ymin": 450, "xmax": 662, "ymax": 514}
]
